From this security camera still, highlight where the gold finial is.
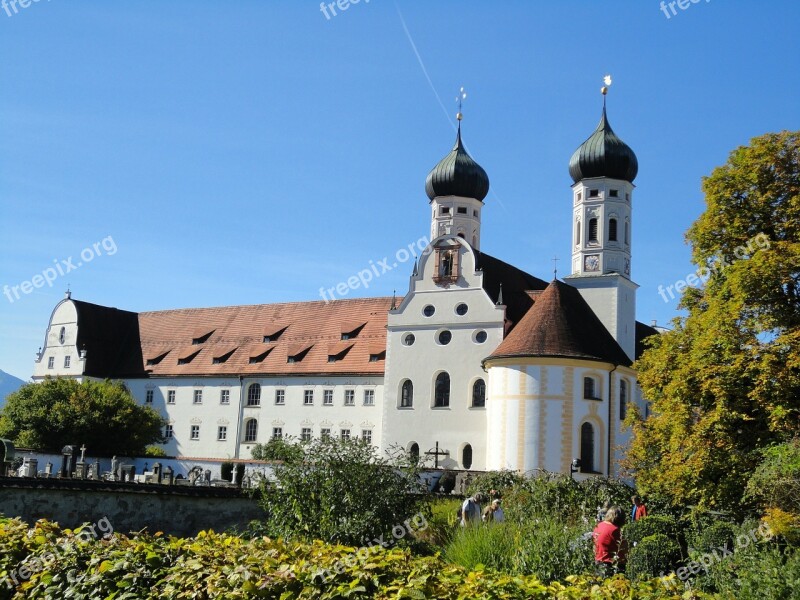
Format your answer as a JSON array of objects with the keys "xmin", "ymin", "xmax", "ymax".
[
  {"xmin": 601, "ymin": 75, "xmax": 612, "ymax": 96},
  {"xmin": 456, "ymin": 86, "xmax": 466, "ymax": 121}
]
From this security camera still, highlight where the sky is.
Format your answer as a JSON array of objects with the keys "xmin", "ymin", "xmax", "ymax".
[{"xmin": 1, "ymin": 0, "xmax": 798, "ymax": 381}]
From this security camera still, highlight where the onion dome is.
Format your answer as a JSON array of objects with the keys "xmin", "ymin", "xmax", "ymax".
[
  {"xmin": 425, "ymin": 123, "xmax": 490, "ymax": 201},
  {"xmin": 568, "ymin": 107, "xmax": 638, "ymax": 184}
]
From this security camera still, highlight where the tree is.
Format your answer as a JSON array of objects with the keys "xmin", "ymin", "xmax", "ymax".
[
  {"xmin": 0, "ymin": 377, "xmax": 166, "ymax": 456},
  {"xmin": 626, "ymin": 131, "xmax": 800, "ymax": 513},
  {"xmin": 257, "ymin": 436, "xmax": 427, "ymax": 545},
  {"xmin": 251, "ymin": 436, "xmax": 305, "ymax": 462}
]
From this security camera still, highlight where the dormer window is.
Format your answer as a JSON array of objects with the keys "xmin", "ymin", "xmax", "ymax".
[
  {"xmin": 340, "ymin": 322, "xmax": 366, "ymax": 341},
  {"xmin": 178, "ymin": 349, "xmax": 201, "ymax": 365},
  {"xmin": 146, "ymin": 351, "xmax": 170, "ymax": 366},
  {"xmin": 192, "ymin": 329, "xmax": 214, "ymax": 345},
  {"xmin": 262, "ymin": 326, "xmax": 287, "ymax": 343},
  {"xmin": 287, "ymin": 344, "xmax": 313, "ymax": 364}
]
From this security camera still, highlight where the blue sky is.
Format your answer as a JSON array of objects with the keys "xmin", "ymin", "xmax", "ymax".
[{"xmin": 1, "ymin": 0, "xmax": 798, "ymax": 380}]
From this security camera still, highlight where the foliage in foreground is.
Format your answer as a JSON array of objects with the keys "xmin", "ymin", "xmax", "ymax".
[
  {"xmin": 0, "ymin": 378, "xmax": 165, "ymax": 455},
  {"xmin": 255, "ymin": 437, "xmax": 428, "ymax": 546},
  {"xmin": 0, "ymin": 517, "xmax": 717, "ymax": 600}
]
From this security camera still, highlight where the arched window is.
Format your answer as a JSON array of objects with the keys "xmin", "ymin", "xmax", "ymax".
[
  {"xmin": 588, "ymin": 218, "xmax": 598, "ymax": 242},
  {"xmin": 583, "ymin": 377, "xmax": 597, "ymax": 400},
  {"xmin": 409, "ymin": 443, "xmax": 419, "ymax": 460},
  {"xmin": 620, "ymin": 380, "xmax": 628, "ymax": 420},
  {"xmin": 580, "ymin": 423, "xmax": 595, "ymax": 473},
  {"xmin": 624, "ymin": 221, "xmax": 630, "ymax": 245},
  {"xmin": 434, "ymin": 372, "xmax": 450, "ymax": 407},
  {"xmin": 462, "ymin": 444, "xmax": 473, "ymax": 469},
  {"xmin": 400, "ymin": 380, "xmax": 413, "ymax": 408},
  {"xmin": 575, "ymin": 220, "xmax": 581, "ymax": 245},
  {"xmin": 472, "ymin": 379, "xmax": 486, "ymax": 408},
  {"xmin": 244, "ymin": 419, "xmax": 258, "ymax": 443},
  {"xmin": 246, "ymin": 383, "xmax": 261, "ymax": 406},
  {"xmin": 608, "ymin": 218, "xmax": 618, "ymax": 242}
]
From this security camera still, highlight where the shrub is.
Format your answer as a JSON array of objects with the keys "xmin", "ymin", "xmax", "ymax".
[
  {"xmin": 624, "ymin": 515, "xmax": 681, "ymax": 546},
  {"xmin": 2, "ymin": 517, "xmax": 726, "ymax": 599},
  {"xmin": 627, "ymin": 533, "xmax": 682, "ymax": 580},
  {"xmin": 464, "ymin": 469, "xmax": 526, "ymax": 497},
  {"xmin": 256, "ymin": 437, "xmax": 428, "ymax": 546},
  {"xmin": 691, "ymin": 520, "xmax": 736, "ymax": 555},
  {"xmin": 512, "ymin": 517, "xmax": 596, "ymax": 583},
  {"xmin": 444, "ymin": 522, "xmax": 518, "ymax": 573}
]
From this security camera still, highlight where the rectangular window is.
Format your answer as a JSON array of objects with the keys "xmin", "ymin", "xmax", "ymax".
[
  {"xmin": 340, "ymin": 429, "xmax": 351, "ymax": 440},
  {"xmin": 440, "ymin": 207, "xmax": 450, "ymax": 215},
  {"xmin": 193, "ymin": 390, "xmax": 203, "ymax": 404},
  {"xmin": 583, "ymin": 377, "xmax": 598, "ymax": 400},
  {"xmin": 363, "ymin": 390, "xmax": 375, "ymax": 406},
  {"xmin": 220, "ymin": 389, "xmax": 230, "ymax": 404},
  {"xmin": 577, "ymin": 191, "xmax": 582, "ymax": 201},
  {"xmin": 167, "ymin": 390, "xmax": 176, "ymax": 404},
  {"xmin": 301, "ymin": 427, "xmax": 312, "ymax": 441},
  {"xmin": 47, "ymin": 357, "xmax": 54, "ymax": 369},
  {"xmin": 589, "ymin": 189, "xmax": 599, "ymax": 198},
  {"xmin": 275, "ymin": 389, "xmax": 285, "ymax": 405},
  {"xmin": 457, "ymin": 206, "xmax": 467, "ymax": 214},
  {"xmin": 304, "ymin": 390, "xmax": 314, "ymax": 405},
  {"xmin": 321, "ymin": 428, "xmax": 331, "ymax": 439},
  {"xmin": 362, "ymin": 429, "xmax": 372, "ymax": 444},
  {"xmin": 190, "ymin": 425, "xmax": 200, "ymax": 440},
  {"xmin": 64, "ymin": 356, "xmax": 71, "ymax": 368},
  {"xmin": 344, "ymin": 389, "xmax": 355, "ymax": 406},
  {"xmin": 323, "ymin": 389, "xmax": 334, "ymax": 405},
  {"xmin": 272, "ymin": 427, "xmax": 283, "ymax": 440},
  {"xmin": 218, "ymin": 426, "xmax": 227, "ymax": 441},
  {"xmin": 165, "ymin": 424, "xmax": 173, "ymax": 438},
  {"xmin": 145, "ymin": 390, "xmax": 154, "ymax": 404}
]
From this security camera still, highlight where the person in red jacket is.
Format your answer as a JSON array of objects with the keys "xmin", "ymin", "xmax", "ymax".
[
  {"xmin": 593, "ymin": 506, "xmax": 627, "ymax": 576},
  {"xmin": 631, "ymin": 495, "xmax": 648, "ymax": 521}
]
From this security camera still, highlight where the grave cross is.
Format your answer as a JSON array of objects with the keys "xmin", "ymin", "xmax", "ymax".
[
  {"xmin": 79, "ymin": 445, "xmax": 87, "ymax": 462},
  {"xmin": 424, "ymin": 442, "xmax": 450, "ymax": 469}
]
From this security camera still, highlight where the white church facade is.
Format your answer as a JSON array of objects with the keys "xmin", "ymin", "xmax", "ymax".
[{"xmin": 31, "ymin": 97, "xmax": 656, "ymax": 478}]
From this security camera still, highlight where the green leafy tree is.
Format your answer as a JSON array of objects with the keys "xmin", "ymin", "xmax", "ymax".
[
  {"xmin": 251, "ymin": 436, "xmax": 305, "ymax": 462},
  {"xmin": 0, "ymin": 377, "xmax": 166, "ymax": 456},
  {"xmin": 626, "ymin": 131, "xmax": 800, "ymax": 512},
  {"xmin": 257, "ymin": 436, "xmax": 427, "ymax": 545}
]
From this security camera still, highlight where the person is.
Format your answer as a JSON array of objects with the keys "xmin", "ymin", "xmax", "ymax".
[
  {"xmin": 460, "ymin": 492, "xmax": 485, "ymax": 526},
  {"xmin": 631, "ymin": 496, "xmax": 647, "ymax": 521},
  {"xmin": 593, "ymin": 506, "xmax": 627, "ymax": 576},
  {"xmin": 482, "ymin": 499, "xmax": 504, "ymax": 523},
  {"xmin": 597, "ymin": 500, "xmax": 611, "ymax": 523}
]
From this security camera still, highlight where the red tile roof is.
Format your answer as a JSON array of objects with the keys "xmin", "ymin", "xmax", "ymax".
[
  {"xmin": 137, "ymin": 297, "xmax": 395, "ymax": 377},
  {"xmin": 485, "ymin": 280, "xmax": 632, "ymax": 366}
]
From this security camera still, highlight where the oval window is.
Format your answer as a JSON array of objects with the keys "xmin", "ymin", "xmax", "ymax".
[
  {"xmin": 403, "ymin": 333, "xmax": 416, "ymax": 346},
  {"xmin": 423, "ymin": 305, "xmax": 435, "ymax": 317},
  {"xmin": 438, "ymin": 330, "xmax": 452, "ymax": 345},
  {"xmin": 455, "ymin": 303, "xmax": 468, "ymax": 316},
  {"xmin": 475, "ymin": 330, "xmax": 487, "ymax": 344}
]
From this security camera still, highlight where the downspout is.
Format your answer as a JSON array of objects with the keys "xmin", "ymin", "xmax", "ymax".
[
  {"xmin": 607, "ymin": 364, "xmax": 618, "ymax": 477},
  {"xmin": 234, "ymin": 375, "xmax": 245, "ymax": 459}
]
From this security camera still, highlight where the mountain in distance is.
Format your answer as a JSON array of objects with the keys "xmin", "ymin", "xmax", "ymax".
[{"xmin": 0, "ymin": 370, "xmax": 26, "ymax": 408}]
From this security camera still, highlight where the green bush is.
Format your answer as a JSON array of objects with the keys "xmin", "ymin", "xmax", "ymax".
[
  {"xmin": 464, "ymin": 469, "xmax": 526, "ymax": 497},
  {"xmin": 444, "ymin": 522, "xmax": 518, "ymax": 573},
  {"xmin": 627, "ymin": 533, "xmax": 682, "ymax": 580},
  {"xmin": 256, "ymin": 437, "xmax": 427, "ymax": 546},
  {"xmin": 624, "ymin": 515, "xmax": 681, "ymax": 545},
  {"xmin": 1, "ymin": 517, "xmax": 718, "ymax": 599},
  {"xmin": 512, "ymin": 517, "xmax": 596, "ymax": 583},
  {"xmin": 691, "ymin": 520, "xmax": 736, "ymax": 555}
]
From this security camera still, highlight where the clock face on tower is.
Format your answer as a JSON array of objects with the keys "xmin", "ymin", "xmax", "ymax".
[{"xmin": 584, "ymin": 255, "xmax": 600, "ymax": 272}]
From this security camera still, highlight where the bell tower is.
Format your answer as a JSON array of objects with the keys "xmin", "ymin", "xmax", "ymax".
[{"xmin": 564, "ymin": 78, "xmax": 639, "ymax": 361}]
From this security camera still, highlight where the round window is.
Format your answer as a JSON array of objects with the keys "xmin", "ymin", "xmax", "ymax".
[
  {"xmin": 455, "ymin": 303, "xmax": 468, "ymax": 316},
  {"xmin": 403, "ymin": 333, "xmax": 416, "ymax": 346},
  {"xmin": 423, "ymin": 305, "xmax": 435, "ymax": 317},
  {"xmin": 475, "ymin": 330, "xmax": 488, "ymax": 344},
  {"xmin": 438, "ymin": 330, "xmax": 452, "ymax": 345}
]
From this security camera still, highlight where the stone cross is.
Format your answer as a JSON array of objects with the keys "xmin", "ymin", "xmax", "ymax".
[{"xmin": 79, "ymin": 445, "xmax": 87, "ymax": 462}]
